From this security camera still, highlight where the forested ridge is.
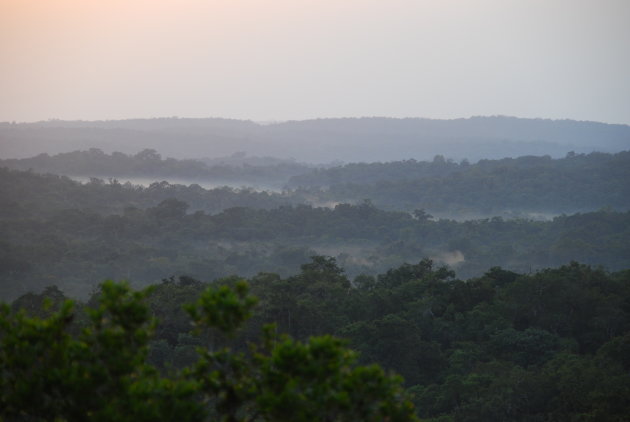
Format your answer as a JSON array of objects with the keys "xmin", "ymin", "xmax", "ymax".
[
  {"xmin": 3, "ymin": 150, "xmax": 629, "ymax": 219},
  {"xmin": 0, "ymin": 148, "xmax": 311, "ymax": 189},
  {"xmin": 290, "ymin": 151, "xmax": 630, "ymax": 217},
  {"xmin": 0, "ymin": 166, "xmax": 298, "ymax": 216},
  {"xmin": 1, "ymin": 167, "xmax": 629, "ymax": 299}
]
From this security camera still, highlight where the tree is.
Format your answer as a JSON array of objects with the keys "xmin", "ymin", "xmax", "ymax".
[
  {"xmin": 135, "ymin": 149, "xmax": 162, "ymax": 161},
  {"xmin": 0, "ymin": 280, "xmax": 418, "ymax": 421},
  {"xmin": 412, "ymin": 209, "xmax": 433, "ymax": 222},
  {"xmin": 148, "ymin": 198, "xmax": 190, "ymax": 220}
]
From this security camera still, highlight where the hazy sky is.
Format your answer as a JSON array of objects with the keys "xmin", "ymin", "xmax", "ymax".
[{"xmin": 1, "ymin": 0, "xmax": 629, "ymax": 124}]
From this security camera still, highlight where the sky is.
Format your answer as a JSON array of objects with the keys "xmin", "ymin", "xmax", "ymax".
[{"xmin": 1, "ymin": 0, "xmax": 629, "ymax": 124}]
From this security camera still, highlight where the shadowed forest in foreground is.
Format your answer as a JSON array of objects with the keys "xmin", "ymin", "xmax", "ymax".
[{"xmin": 5, "ymin": 258, "xmax": 630, "ymax": 421}]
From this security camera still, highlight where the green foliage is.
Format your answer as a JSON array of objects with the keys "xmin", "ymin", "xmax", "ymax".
[
  {"xmin": 0, "ymin": 281, "xmax": 205, "ymax": 422},
  {"xmin": 252, "ymin": 334, "xmax": 414, "ymax": 422},
  {"xmin": 3, "ymin": 259, "xmax": 630, "ymax": 421},
  {"xmin": 186, "ymin": 280, "xmax": 258, "ymax": 336},
  {"xmin": 0, "ymin": 280, "xmax": 418, "ymax": 421},
  {"xmin": 242, "ymin": 259, "xmax": 630, "ymax": 421}
]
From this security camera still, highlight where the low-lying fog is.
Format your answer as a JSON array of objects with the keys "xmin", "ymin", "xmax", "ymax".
[{"xmin": 69, "ymin": 176, "xmax": 285, "ymax": 193}]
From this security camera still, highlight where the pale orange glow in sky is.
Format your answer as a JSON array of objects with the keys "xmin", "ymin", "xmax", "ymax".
[{"xmin": 1, "ymin": 0, "xmax": 629, "ymax": 123}]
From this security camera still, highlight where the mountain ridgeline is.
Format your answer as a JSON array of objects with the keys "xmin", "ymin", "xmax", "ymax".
[{"xmin": 2, "ymin": 116, "xmax": 629, "ymax": 162}]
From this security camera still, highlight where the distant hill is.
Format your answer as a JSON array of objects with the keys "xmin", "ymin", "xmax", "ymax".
[
  {"xmin": 0, "ymin": 149, "xmax": 312, "ymax": 190},
  {"xmin": 1, "ymin": 116, "xmax": 629, "ymax": 162},
  {"xmin": 290, "ymin": 151, "xmax": 630, "ymax": 218},
  {"xmin": 2, "ymin": 149, "xmax": 629, "ymax": 220}
]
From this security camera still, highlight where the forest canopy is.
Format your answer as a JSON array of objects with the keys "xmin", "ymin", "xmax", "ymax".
[
  {"xmin": 4, "ymin": 258, "xmax": 630, "ymax": 421},
  {"xmin": 1, "ymin": 165, "xmax": 629, "ymax": 299},
  {"xmin": 2, "ymin": 150, "xmax": 628, "ymax": 219}
]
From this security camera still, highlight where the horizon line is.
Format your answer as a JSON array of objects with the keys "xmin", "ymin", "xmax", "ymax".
[{"xmin": 2, "ymin": 114, "xmax": 629, "ymax": 127}]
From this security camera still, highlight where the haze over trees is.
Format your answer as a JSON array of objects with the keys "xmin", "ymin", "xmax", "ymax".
[
  {"xmin": 2, "ymin": 149, "xmax": 629, "ymax": 219},
  {"xmin": 1, "ymin": 116, "xmax": 629, "ymax": 420},
  {"xmin": 290, "ymin": 151, "xmax": 630, "ymax": 218},
  {"xmin": 0, "ymin": 148, "xmax": 311, "ymax": 190},
  {"xmin": 3, "ymin": 0, "xmax": 629, "ymax": 416},
  {"xmin": 1, "ymin": 165, "xmax": 629, "ymax": 300}
]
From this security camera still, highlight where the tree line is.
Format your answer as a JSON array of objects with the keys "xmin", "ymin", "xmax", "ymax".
[
  {"xmin": 289, "ymin": 151, "xmax": 630, "ymax": 218},
  {"xmin": 2, "ymin": 150, "xmax": 629, "ymax": 219}
]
